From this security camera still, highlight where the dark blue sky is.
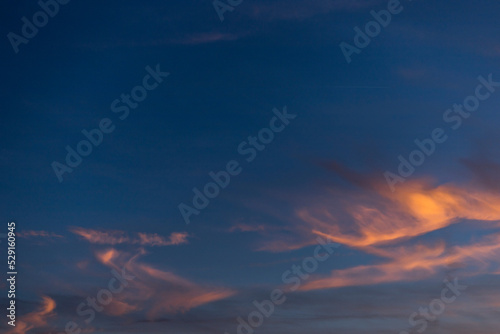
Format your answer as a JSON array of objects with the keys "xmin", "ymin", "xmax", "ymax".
[{"xmin": 2, "ymin": 1, "xmax": 500, "ymax": 333}]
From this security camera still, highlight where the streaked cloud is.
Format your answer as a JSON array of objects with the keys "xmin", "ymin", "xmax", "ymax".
[
  {"xmin": 8, "ymin": 296, "xmax": 56, "ymax": 334},
  {"xmin": 94, "ymin": 248, "xmax": 235, "ymax": 318},
  {"xmin": 240, "ymin": 174, "xmax": 500, "ymax": 291},
  {"xmin": 300, "ymin": 233, "xmax": 500, "ymax": 290},
  {"xmin": 71, "ymin": 227, "xmax": 189, "ymax": 247},
  {"xmin": 300, "ymin": 179, "xmax": 500, "ymax": 248}
]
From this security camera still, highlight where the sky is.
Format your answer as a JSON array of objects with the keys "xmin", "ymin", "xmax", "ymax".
[{"xmin": 1, "ymin": 0, "xmax": 500, "ymax": 333}]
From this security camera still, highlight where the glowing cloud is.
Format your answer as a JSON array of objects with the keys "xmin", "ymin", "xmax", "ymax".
[
  {"xmin": 8, "ymin": 296, "xmax": 56, "ymax": 334},
  {"xmin": 300, "ymin": 233, "xmax": 500, "ymax": 291},
  {"xmin": 299, "ymin": 179, "xmax": 500, "ymax": 248},
  {"xmin": 253, "ymin": 177, "xmax": 500, "ymax": 289},
  {"xmin": 71, "ymin": 227, "xmax": 189, "ymax": 247},
  {"xmin": 94, "ymin": 248, "xmax": 235, "ymax": 318}
]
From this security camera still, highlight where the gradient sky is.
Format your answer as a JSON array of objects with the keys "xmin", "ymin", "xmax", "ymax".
[{"xmin": 2, "ymin": 0, "xmax": 500, "ymax": 333}]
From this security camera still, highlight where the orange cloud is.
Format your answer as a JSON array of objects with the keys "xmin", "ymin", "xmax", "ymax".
[
  {"xmin": 299, "ymin": 179, "xmax": 500, "ymax": 248},
  {"xmin": 96, "ymin": 248, "xmax": 120, "ymax": 265},
  {"xmin": 71, "ymin": 227, "xmax": 189, "ymax": 247},
  {"xmin": 71, "ymin": 228, "xmax": 129, "ymax": 245},
  {"xmin": 105, "ymin": 300, "xmax": 138, "ymax": 316},
  {"xmin": 8, "ymin": 296, "xmax": 56, "ymax": 334},
  {"xmin": 94, "ymin": 248, "xmax": 235, "ymax": 318},
  {"xmin": 247, "ymin": 177, "xmax": 500, "ymax": 290},
  {"xmin": 300, "ymin": 233, "xmax": 500, "ymax": 291}
]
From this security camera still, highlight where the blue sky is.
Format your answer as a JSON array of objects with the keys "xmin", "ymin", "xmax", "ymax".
[{"xmin": 1, "ymin": 0, "xmax": 500, "ymax": 333}]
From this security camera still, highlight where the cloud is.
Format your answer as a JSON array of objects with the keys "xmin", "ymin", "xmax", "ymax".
[
  {"xmin": 71, "ymin": 228, "xmax": 129, "ymax": 245},
  {"xmin": 231, "ymin": 224, "xmax": 318, "ymax": 253},
  {"xmin": 239, "ymin": 170, "xmax": 500, "ymax": 290},
  {"xmin": 300, "ymin": 233, "xmax": 500, "ymax": 291},
  {"xmin": 137, "ymin": 232, "xmax": 189, "ymax": 246},
  {"xmin": 228, "ymin": 223, "xmax": 268, "ymax": 233},
  {"xmin": 227, "ymin": 220, "xmax": 317, "ymax": 252},
  {"xmin": 298, "ymin": 178, "xmax": 500, "ymax": 248},
  {"xmin": 17, "ymin": 230, "xmax": 63, "ymax": 239},
  {"xmin": 71, "ymin": 227, "xmax": 189, "ymax": 247},
  {"xmin": 8, "ymin": 296, "xmax": 56, "ymax": 334},
  {"xmin": 94, "ymin": 248, "xmax": 235, "ymax": 318}
]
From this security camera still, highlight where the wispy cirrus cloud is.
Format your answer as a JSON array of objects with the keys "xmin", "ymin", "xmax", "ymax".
[
  {"xmin": 251, "ymin": 166, "xmax": 500, "ymax": 253},
  {"xmin": 228, "ymin": 221, "xmax": 317, "ymax": 252},
  {"xmin": 241, "ymin": 168, "xmax": 500, "ymax": 290},
  {"xmin": 8, "ymin": 296, "xmax": 56, "ymax": 334},
  {"xmin": 137, "ymin": 232, "xmax": 189, "ymax": 246},
  {"xmin": 94, "ymin": 248, "xmax": 235, "ymax": 318},
  {"xmin": 300, "ymin": 233, "xmax": 500, "ymax": 291},
  {"xmin": 300, "ymin": 179, "xmax": 500, "ymax": 249},
  {"xmin": 70, "ymin": 227, "xmax": 189, "ymax": 247}
]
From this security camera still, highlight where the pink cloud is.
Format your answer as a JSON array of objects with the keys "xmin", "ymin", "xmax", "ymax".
[
  {"xmin": 94, "ymin": 248, "xmax": 235, "ymax": 317},
  {"xmin": 71, "ymin": 227, "xmax": 189, "ymax": 247},
  {"xmin": 8, "ymin": 296, "xmax": 56, "ymax": 334}
]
